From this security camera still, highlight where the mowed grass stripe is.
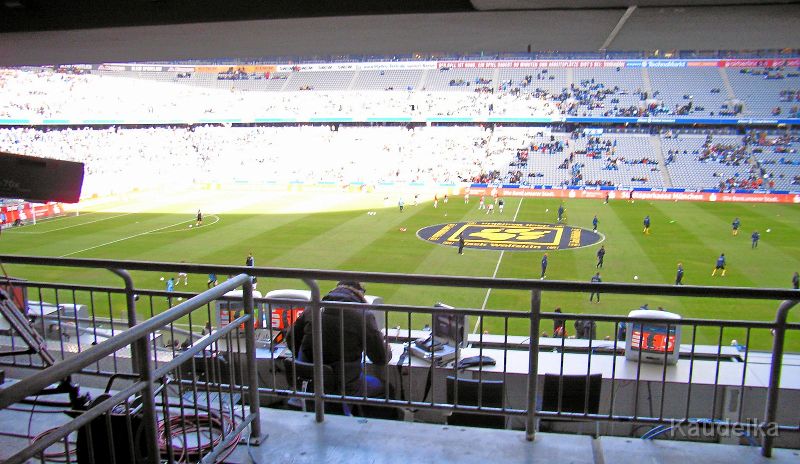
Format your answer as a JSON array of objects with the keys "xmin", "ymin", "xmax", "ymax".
[
  {"xmin": 651, "ymin": 201, "xmax": 762, "ymax": 288},
  {"xmin": 354, "ymin": 199, "xmax": 496, "ymax": 308},
  {"xmin": 55, "ymin": 189, "xmax": 277, "ymax": 260},
  {"xmin": 369, "ymin": 198, "xmax": 512, "ymax": 326},
  {"xmin": 486, "ymin": 198, "xmax": 672, "ymax": 336},
  {"xmin": 3, "ymin": 190, "xmax": 797, "ymax": 350},
  {"xmin": 729, "ymin": 203, "xmax": 800, "ymax": 256},
  {"xmin": 32, "ymin": 190, "xmax": 223, "ymax": 257}
]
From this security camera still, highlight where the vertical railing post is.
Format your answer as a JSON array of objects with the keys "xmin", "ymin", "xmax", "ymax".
[
  {"xmin": 242, "ymin": 277, "xmax": 264, "ymax": 444},
  {"xmin": 526, "ymin": 289, "xmax": 542, "ymax": 440},
  {"xmin": 303, "ymin": 279, "xmax": 325, "ymax": 423},
  {"xmin": 762, "ymin": 299, "xmax": 798, "ymax": 457},
  {"xmin": 109, "ymin": 268, "xmax": 140, "ymax": 373},
  {"xmin": 108, "ymin": 268, "xmax": 160, "ymax": 464}
]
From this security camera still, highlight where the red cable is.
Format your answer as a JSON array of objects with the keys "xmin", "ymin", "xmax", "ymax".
[{"xmin": 157, "ymin": 411, "xmax": 240, "ymax": 463}]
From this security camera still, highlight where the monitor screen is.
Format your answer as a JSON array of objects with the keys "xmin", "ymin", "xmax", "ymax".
[
  {"xmin": 629, "ymin": 323, "xmax": 677, "ymax": 354},
  {"xmin": 431, "ymin": 302, "xmax": 467, "ymax": 348}
]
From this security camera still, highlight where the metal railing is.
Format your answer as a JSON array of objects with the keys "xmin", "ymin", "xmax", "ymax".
[
  {"xmin": 0, "ymin": 255, "xmax": 798, "ymax": 460},
  {"xmin": 0, "ymin": 268, "xmax": 263, "ymax": 464}
]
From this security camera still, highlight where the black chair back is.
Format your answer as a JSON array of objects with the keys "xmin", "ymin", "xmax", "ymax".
[
  {"xmin": 542, "ymin": 373, "xmax": 602, "ymax": 414},
  {"xmin": 446, "ymin": 376, "xmax": 505, "ymax": 429},
  {"xmin": 282, "ymin": 358, "xmax": 354, "ymax": 415}
]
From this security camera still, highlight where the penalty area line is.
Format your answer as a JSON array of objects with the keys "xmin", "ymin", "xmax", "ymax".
[
  {"xmin": 59, "ymin": 217, "xmax": 197, "ymax": 257},
  {"xmin": 472, "ymin": 197, "xmax": 524, "ymax": 334},
  {"xmin": 12, "ymin": 212, "xmax": 136, "ymax": 234},
  {"xmin": 148, "ymin": 215, "xmax": 221, "ymax": 234}
]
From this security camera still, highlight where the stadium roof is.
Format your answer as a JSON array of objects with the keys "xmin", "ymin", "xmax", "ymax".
[{"xmin": 1, "ymin": 1, "xmax": 799, "ymax": 66}]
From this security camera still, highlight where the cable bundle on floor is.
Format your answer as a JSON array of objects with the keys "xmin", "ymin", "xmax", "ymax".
[
  {"xmin": 157, "ymin": 410, "xmax": 239, "ymax": 463},
  {"xmin": 31, "ymin": 427, "xmax": 77, "ymax": 463}
]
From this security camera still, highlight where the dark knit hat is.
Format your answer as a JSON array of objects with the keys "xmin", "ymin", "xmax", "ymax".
[{"xmin": 337, "ymin": 281, "xmax": 366, "ymax": 294}]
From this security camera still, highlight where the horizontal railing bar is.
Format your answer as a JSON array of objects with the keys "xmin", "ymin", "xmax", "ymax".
[
  {"xmin": 297, "ymin": 299, "xmax": 796, "ymax": 329},
  {"xmin": 0, "ymin": 274, "xmax": 251, "ymax": 410},
  {"xmin": 0, "ymin": 279, "xmax": 127, "ymax": 294},
  {"xmin": 2, "ymin": 255, "xmax": 799, "ymax": 300},
  {"xmin": 10, "ymin": 291, "xmax": 800, "ymax": 332}
]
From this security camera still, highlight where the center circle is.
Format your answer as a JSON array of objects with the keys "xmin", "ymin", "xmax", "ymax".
[{"xmin": 416, "ymin": 221, "xmax": 604, "ymax": 251}]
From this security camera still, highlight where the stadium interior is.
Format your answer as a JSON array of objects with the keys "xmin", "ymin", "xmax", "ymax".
[{"xmin": 1, "ymin": 1, "xmax": 800, "ymax": 464}]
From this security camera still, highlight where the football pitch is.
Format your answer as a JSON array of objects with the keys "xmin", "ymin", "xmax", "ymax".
[{"xmin": 2, "ymin": 187, "xmax": 799, "ymax": 351}]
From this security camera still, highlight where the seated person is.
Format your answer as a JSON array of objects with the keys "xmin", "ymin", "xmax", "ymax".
[{"xmin": 290, "ymin": 281, "xmax": 390, "ymax": 397}]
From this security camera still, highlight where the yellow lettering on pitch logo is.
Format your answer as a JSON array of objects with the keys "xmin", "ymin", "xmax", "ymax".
[{"xmin": 568, "ymin": 229, "xmax": 581, "ymax": 247}]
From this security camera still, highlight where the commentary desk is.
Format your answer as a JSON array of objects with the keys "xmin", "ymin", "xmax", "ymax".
[{"xmin": 251, "ymin": 340, "xmax": 800, "ymax": 441}]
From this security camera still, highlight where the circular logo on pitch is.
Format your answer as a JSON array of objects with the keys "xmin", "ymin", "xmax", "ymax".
[{"xmin": 417, "ymin": 221, "xmax": 604, "ymax": 251}]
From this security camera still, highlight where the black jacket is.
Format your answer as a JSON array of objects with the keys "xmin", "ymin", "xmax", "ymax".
[{"xmin": 290, "ymin": 286, "xmax": 390, "ymax": 394}]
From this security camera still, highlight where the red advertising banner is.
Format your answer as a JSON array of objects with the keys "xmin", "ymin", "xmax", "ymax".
[
  {"xmin": 720, "ymin": 59, "xmax": 800, "ymax": 68},
  {"xmin": 1, "ymin": 202, "xmax": 65, "ymax": 227},
  {"xmin": 271, "ymin": 307, "xmax": 303, "ymax": 330},
  {"xmin": 463, "ymin": 188, "xmax": 800, "ymax": 204},
  {"xmin": 686, "ymin": 61, "xmax": 719, "ymax": 67},
  {"xmin": 195, "ymin": 65, "xmax": 277, "ymax": 74}
]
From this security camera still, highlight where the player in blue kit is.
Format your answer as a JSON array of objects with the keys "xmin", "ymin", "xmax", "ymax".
[
  {"xmin": 643, "ymin": 215, "xmax": 651, "ymax": 235},
  {"xmin": 592, "ymin": 215, "xmax": 598, "ymax": 232},
  {"xmin": 540, "ymin": 253, "xmax": 548, "ymax": 279},
  {"xmin": 751, "ymin": 230, "xmax": 760, "ymax": 249},
  {"xmin": 589, "ymin": 272, "xmax": 602, "ymax": 302},
  {"xmin": 166, "ymin": 277, "xmax": 175, "ymax": 306},
  {"xmin": 732, "ymin": 217, "xmax": 740, "ymax": 236},
  {"xmin": 675, "ymin": 263, "xmax": 684, "ymax": 285},
  {"xmin": 712, "ymin": 253, "xmax": 726, "ymax": 277}
]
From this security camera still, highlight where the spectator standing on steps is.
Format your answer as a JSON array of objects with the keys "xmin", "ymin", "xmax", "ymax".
[{"xmin": 552, "ymin": 307, "xmax": 566, "ymax": 338}]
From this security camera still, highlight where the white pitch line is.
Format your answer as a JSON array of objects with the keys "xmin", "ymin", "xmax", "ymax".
[
  {"xmin": 59, "ymin": 217, "xmax": 197, "ymax": 257},
  {"xmin": 472, "ymin": 197, "xmax": 524, "ymax": 334},
  {"xmin": 149, "ymin": 215, "xmax": 221, "ymax": 234},
  {"xmin": 12, "ymin": 212, "xmax": 135, "ymax": 234}
]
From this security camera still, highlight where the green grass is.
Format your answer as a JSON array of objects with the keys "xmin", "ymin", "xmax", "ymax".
[{"xmin": 2, "ymin": 189, "xmax": 799, "ymax": 351}]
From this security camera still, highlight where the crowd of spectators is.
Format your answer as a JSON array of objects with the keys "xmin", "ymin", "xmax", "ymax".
[
  {"xmin": 2, "ymin": 66, "xmax": 799, "ymax": 194},
  {"xmin": 4, "ymin": 65, "xmax": 798, "ymax": 122},
  {"xmin": 738, "ymin": 66, "xmax": 800, "ymax": 80},
  {"xmin": 0, "ymin": 125, "xmax": 517, "ymax": 196}
]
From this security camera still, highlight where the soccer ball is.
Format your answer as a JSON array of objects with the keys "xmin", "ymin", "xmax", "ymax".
[
  {"xmin": 177, "ymin": 297, "xmax": 183, "ymax": 301},
  {"xmin": 633, "ymin": 275, "xmax": 639, "ymax": 280},
  {"xmin": 766, "ymin": 228, "xmax": 771, "ymax": 233},
  {"xmin": 546, "ymin": 208, "xmax": 549, "ymax": 212},
  {"xmin": 160, "ymin": 277, "xmax": 165, "ymax": 281},
  {"xmin": 189, "ymin": 225, "xmax": 193, "ymax": 228}
]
